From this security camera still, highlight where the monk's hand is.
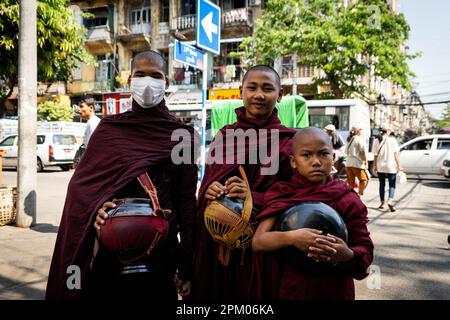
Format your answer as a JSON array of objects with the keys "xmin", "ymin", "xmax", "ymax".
[
  {"xmin": 308, "ymin": 234, "xmax": 354, "ymax": 264},
  {"xmin": 174, "ymin": 276, "xmax": 191, "ymax": 298},
  {"xmin": 205, "ymin": 181, "xmax": 226, "ymax": 201},
  {"xmin": 225, "ymin": 176, "xmax": 247, "ymax": 200},
  {"xmin": 94, "ymin": 201, "xmax": 116, "ymax": 235},
  {"xmin": 289, "ymin": 228, "xmax": 323, "ymax": 253}
]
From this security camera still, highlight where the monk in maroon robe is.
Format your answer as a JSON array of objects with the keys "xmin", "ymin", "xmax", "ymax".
[
  {"xmin": 46, "ymin": 51, "xmax": 198, "ymax": 300},
  {"xmin": 252, "ymin": 127, "xmax": 374, "ymax": 300},
  {"xmin": 191, "ymin": 66, "xmax": 296, "ymax": 300}
]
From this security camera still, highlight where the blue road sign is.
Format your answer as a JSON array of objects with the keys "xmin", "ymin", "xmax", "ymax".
[
  {"xmin": 173, "ymin": 40, "xmax": 205, "ymax": 70},
  {"xmin": 196, "ymin": 0, "xmax": 221, "ymax": 55}
]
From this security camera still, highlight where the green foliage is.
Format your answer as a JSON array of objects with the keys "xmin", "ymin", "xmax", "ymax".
[
  {"xmin": 437, "ymin": 104, "xmax": 450, "ymax": 129},
  {"xmin": 0, "ymin": 0, "xmax": 93, "ymax": 100},
  {"xmin": 37, "ymin": 100, "xmax": 73, "ymax": 121},
  {"xmin": 240, "ymin": 0, "xmax": 418, "ymax": 98}
]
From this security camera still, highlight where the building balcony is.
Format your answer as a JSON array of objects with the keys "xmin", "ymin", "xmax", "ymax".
[
  {"xmin": 222, "ymin": 7, "xmax": 252, "ymax": 28},
  {"xmin": 84, "ymin": 25, "xmax": 113, "ymax": 54},
  {"xmin": 86, "ymin": 25, "xmax": 111, "ymax": 41},
  {"xmin": 280, "ymin": 64, "xmax": 321, "ymax": 85},
  {"xmin": 171, "ymin": 7, "xmax": 253, "ymax": 33},
  {"xmin": 171, "ymin": 14, "xmax": 196, "ymax": 32},
  {"xmin": 117, "ymin": 23, "xmax": 152, "ymax": 50}
]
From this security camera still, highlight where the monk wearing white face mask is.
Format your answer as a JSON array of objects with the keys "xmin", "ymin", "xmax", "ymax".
[
  {"xmin": 130, "ymin": 76, "xmax": 166, "ymax": 108},
  {"xmin": 46, "ymin": 51, "xmax": 198, "ymax": 301}
]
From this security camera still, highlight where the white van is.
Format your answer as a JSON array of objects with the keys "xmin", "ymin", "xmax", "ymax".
[{"xmin": 0, "ymin": 132, "xmax": 79, "ymax": 171}]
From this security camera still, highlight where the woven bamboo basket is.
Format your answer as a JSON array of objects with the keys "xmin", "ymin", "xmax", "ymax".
[{"xmin": 0, "ymin": 186, "xmax": 17, "ymax": 226}]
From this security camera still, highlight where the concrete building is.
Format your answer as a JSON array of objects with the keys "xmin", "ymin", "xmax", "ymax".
[
  {"xmin": 67, "ymin": 0, "xmax": 267, "ymax": 109},
  {"xmin": 65, "ymin": 0, "xmax": 430, "ymax": 134}
]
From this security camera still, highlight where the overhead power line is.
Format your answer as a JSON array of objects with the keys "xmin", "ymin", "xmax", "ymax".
[{"xmin": 368, "ymin": 99, "xmax": 450, "ymax": 107}]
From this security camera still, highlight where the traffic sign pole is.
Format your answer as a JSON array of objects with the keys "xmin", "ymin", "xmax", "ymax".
[
  {"xmin": 200, "ymin": 53, "xmax": 208, "ymax": 180},
  {"xmin": 195, "ymin": 0, "xmax": 221, "ymax": 181}
]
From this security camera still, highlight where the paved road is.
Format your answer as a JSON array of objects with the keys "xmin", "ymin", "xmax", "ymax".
[
  {"xmin": 355, "ymin": 175, "xmax": 450, "ymax": 299},
  {"xmin": 0, "ymin": 169, "xmax": 449, "ymax": 299}
]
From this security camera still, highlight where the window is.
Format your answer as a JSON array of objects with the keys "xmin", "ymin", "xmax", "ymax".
[
  {"xmin": 437, "ymin": 139, "xmax": 450, "ymax": 150},
  {"xmin": 53, "ymin": 135, "xmax": 77, "ymax": 145},
  {"xmin": 83, "ymin": 8, "xmax": 108, "ymax": 28},
  {"xmin": 212, "ymin": 42, "xmax": 243, "ymax": 83},
  {"xmin": 308, "ymin": 107, "xmax": 350, "ymax": 130},
  {"xmin": 222, "ymin": 0, "xmax": 246, "ymax": 10},
  {"xmin": 131, "ymin": 6, "xmax": 151, "ymax": 25},
  {"xmin": 37, "ymin": 136, "xmax": 45, "ymax": 144},
  {"xmin": 96, "ymin": 55, "xmax": 111, "ymax": 81},
  {"xmin": 281, "ymin": 56, "xmax": 293, "ymax": 78},
  {"xmin": 0, "ymin": 136, "xmax": 16, "ymax": 147},
  {"xmin": 181, "ymin": 0, "xmax": 196, "ymax": 15},
  {"xmin": 160, "ymin": 0, "xmax": 170, "ymax": 23},
  {"xmin": 405, "ymin": 139, "xmax": 433, "ymax": 151}
]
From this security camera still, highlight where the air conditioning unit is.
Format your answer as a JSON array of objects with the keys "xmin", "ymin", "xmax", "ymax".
[{"xmin": 248, "ymin": 0, "xmax": 261, "ymax": 7}]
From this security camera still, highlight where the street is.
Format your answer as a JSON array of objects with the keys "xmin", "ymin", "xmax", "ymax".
[{"xmin": 0, "ymin": 169, "xmax": 449, "ymax": 300}]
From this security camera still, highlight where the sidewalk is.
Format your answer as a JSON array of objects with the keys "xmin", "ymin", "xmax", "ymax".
[{"xmin": 0, "ymin": 169, "xmax": 68, "ymax": 300}]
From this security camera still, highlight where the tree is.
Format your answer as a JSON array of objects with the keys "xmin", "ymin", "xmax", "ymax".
[
  {"xmin": 37, "ymin": 100, "xmax": 73, "ymax": 121},
  {"xmin": 239, "ymin": 0, "xmax": 418, "ymax": 99},
  {"xmin": 0, "ymin": 0, "xmax": 93, "ymax": 115},
  {"xmin": 437, "ymin": 104, "xmax": 450, "ymax": 129}
]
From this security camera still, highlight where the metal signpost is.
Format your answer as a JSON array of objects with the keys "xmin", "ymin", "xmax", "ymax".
[
  {"xmin": 172, "ymin": 0, "xmax": 220, "ymax": 180},
  {"xmin": 196, "ymin": 0, "xmax": 221, "ymax": 180}
]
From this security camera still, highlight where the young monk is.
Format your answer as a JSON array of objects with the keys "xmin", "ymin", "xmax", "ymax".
[
  {"xmin": 252, "ymin": 127, "xmax": 374, "ymax": 300},
  {"xmin": 191, "ymin": 66, "xmax": 297, "ymax": 300}
]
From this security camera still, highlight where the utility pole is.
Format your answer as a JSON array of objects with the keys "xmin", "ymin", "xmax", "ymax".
[
  {"xmin": 292, "ymin": 3, "xmax": 299, "ymax": 96},
  {"xmin": 292, "ymin": 54, "xmax": 298, "ymax": 95},
  {"xmin": 16, "ymin": 0, "xmax": 37, "ymax": 228}
]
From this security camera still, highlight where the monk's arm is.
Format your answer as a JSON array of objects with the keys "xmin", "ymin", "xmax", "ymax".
[
  {"xmin": 253, "ymin": 216, "xmax": 321, "ymax": 252},
  {"xmin": 175, "ymin": 164, "xmax": 198, "ymax": 280},
  {"xmin": 253, "ymin": 216, "xmax": 292, "ymax": 251},
  {"xmin": 337, "ymin": 195, "xmax": 374, "ymax": 280}
]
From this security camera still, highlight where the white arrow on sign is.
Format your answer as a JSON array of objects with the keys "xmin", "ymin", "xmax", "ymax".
[{"xmin": 201, "ymin": 11, "xmax": 218, "ymax": 43}]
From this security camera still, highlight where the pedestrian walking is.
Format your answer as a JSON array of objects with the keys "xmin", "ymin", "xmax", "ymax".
[
  {"xmin": 78, "ymin": 97, "xmax": 100, "ymax": 146},
  {"xmin": 324, "ymin": 124, "xmax": 346, "ymax": 178},
  {"xmin": 345, "ymin": 125, "xmax": 369, "ymax": 196},
  {"xmin": 372, "ymin": 126, "xmax": 403, "ymax": 212}
]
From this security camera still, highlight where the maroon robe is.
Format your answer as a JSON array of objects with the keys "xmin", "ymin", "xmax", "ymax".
[
  {"xmin": 254, "ymin": 172, "xmax": 374, "ymax": 300},
  {"xmin": 46, "ymin": 100, "xmax": 198, "ymax": 300},
  {"xmin": 191, "ymin": 107, "xmax": 297, "ymax": 300}
]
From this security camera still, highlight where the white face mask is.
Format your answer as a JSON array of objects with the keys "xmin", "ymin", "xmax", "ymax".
[{"xmin": 130, "ymin": 76, "xmax": 166, "ymax": 108}]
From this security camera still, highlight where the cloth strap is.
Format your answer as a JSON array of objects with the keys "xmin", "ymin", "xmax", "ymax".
[{"xmin": 137, "ymin": 172, "xmax": 172, "ymax": 217}]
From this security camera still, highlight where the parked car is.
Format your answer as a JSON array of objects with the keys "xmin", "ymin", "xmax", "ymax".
[
  {"xmin": 0, "ymin": 132, "xmax": 79, "ymax": 171},
  {"xmin": 398, "ymin": 134, "xmax": 450, "ymax": 175},
  {"xmin": 440, "ymin": 158, "xmax": 450, "ymax": 179}
]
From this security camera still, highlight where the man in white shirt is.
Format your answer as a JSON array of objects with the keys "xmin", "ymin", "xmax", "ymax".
[
  {"xmin": 372, "ymin": 126, "xmax": 403, "ymax": 212},
  {"xmin": 79, "ymin": 98, "xmax": 101, "ymax": 146},
  {"xmin": 345, "ymin": 124, "xmax": 368, "ymax": 196}
]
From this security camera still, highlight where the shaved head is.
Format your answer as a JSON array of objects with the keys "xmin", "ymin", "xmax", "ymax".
[
  {"xmin": 131, "ymin": 51, "xmax": 168, "ymax": 75},
  {"xmin": 292, "ymin": 127, "xmax": 332, "ymax": 154},
  {"xmin": 243, "ymin": 65, "xmax": 281, "ymax": 87},
  {"xmin": 290, "ymin": 127, "xmax": 334, "ymax": 183}
]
